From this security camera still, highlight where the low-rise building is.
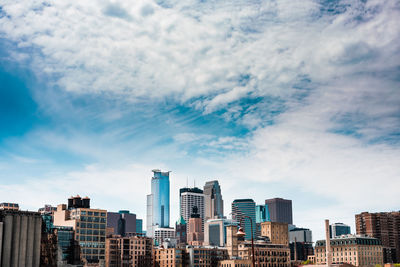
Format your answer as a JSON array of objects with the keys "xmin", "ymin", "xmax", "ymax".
[
  {"xmin": 315, "ymin": 234, "xmax": 384, "ymax": 266},
  {"xmin": 187, "ymin": 247, "xmax": 229, "ymax": 267},
  {"xmin": 153, "ymin": 247, "xmax": 187, "ymax": 267},
  {"xmin": 218, "ymin": 259, "xmax": 252, "ymax": 267},
  {"xmin": 238, "ymin": 240, "xmax": 291, "ymax": 267},
  {"xmin": 105, "ymin": 234, "xmax": 153, "ymax": 267}
]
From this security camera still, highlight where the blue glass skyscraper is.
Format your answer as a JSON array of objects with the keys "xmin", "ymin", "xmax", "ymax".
[
  {"xmin": 256, "ymin": 204, "xmax": 270, "ymax": 223},
  {"xmin": 232, "ymin": 199, "xmax": 256, "ymax": 240},
  {"xmin": 146, "ymin": 169, "xmax": 170, "ymax": 237}
]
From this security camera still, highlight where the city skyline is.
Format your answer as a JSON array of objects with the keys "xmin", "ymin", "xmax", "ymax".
[{"xmin": 1, "ymin": 0, "xmax": 400, "ymax": 245}]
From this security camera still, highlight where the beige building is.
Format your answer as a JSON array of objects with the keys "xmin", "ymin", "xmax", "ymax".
[
  {"xmin": 219, "ymin": 259, "xmax": 252, "ymax": 267},
  {"xmin": 153, "ymin": 248, "xmax": 187, "ymax": 267},
  {"xmin": 238, "ymin": 240, "xmax": 290, "ymax": 267},
  {"xmin": 226, "ymin": 225, "xmax": 239, "ymax": 259},
  {"xmin": 315, "ymin": 235, "xmax": 384, "ymax": 266},
  {"xmin": 261, "ymin": 222, "xmax": 289, "ymax": 246},
  {"xmin": 187, "ymin": 247, "xmax": 229, "ymax": 267},
  {"xmin": 105, "ymin": 234, "xmax": 152, "ymax": 267},
  {"xmin": 53, "ymin": 196, "xmax": 107, "ymax": 263}
]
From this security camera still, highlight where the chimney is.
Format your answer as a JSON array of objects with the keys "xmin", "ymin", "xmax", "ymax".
[{"xmin": 325, "ymin": 219, "xmax": 332, "ymax": 267}]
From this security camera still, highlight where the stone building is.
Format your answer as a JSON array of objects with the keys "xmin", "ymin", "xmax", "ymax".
[{"xmin": 315, "ymin": 234, "xmax": 384, "ymax": 266}]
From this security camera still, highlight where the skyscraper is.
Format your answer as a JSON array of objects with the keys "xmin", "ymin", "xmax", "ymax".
[
  {"xmin": 187, "ymin": 206, "xmax": 204, "ymax": 246},
  {"xmin": 180, "ymin": 187, "xmax": 205, "ymax": 233},
  {"xmin": 146, "ymin": 169, "xmax": 170, "ymax": 237},
  {"xmin": 203, "ymin": 180, "xmax": 224, "ymax": 220},
  {"xmin": 329, "ymin": 222, "xmax": 351, "ymax": 238},
  {"xmin": 265, "ymin": 198, "xmax": 293, "ymax": 224},
  {"xmin": 107, "ymin": 210, "xmax": 137, "ymax": 236},
  {"xmin": 355, "ymin": 211, "xmax": 400, "ymax": 263},
  {"xmin": 231, "ymin": 199, "xmax": 256, "ymax": 240}
]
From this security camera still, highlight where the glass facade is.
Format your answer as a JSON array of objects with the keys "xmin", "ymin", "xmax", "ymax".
[
  {"xmin": 151, "ymin": 170, "xmax": 170, "ymax": 228},
  {"xmin": 232, "ymin": 199, "xmax": 256, "ymax": 241},
  {"xmin": 256, "ymin": 204, "xmax": 270, "ymax": 223}
]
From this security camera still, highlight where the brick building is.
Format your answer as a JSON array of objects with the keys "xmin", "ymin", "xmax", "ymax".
[{"xmin": 355, "ymin": 211, "xmax": 400, "ymax": 263}]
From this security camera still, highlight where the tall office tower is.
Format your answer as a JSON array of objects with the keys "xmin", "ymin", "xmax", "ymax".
[
  {"xmin": 146, "ymin": 169, "xmax": 171, "ymax": 237},
  {"xmin": 329, "ymin": 222, "xmax": 351, "ymax": 238},
  {"xmin": 289, "ymin": 227, "xmax": 312, "ymax": 243},
  {"xmin": 0, "ymin": 210, "xmax": 42, "ymax": 267},
  {"xmin": 203, "ymin": 180, "xmax": 224, "ymax": 220},
  {"xmin": 187, "ymin": 206, "xmax": 204, "ymax": 246},
  {"xmin": 136, "ymin": 219, "xmax": 143, "ymax": 234},
  {"xmin": 355, "ymin": 211, "xmax": 400, "ymax": 263},
  {"xmin": 53, "ymin": 196, "xmax": 107, "ymax": 263},
  {"xmin": 107, "ymin": 210, "xmax": 136, "ymax": 236},
  {"xmin": 176, "ymin": 216, "xmax": 187, "ymax": 245},
  {"xmin": 231, "ymin": 199, "xmax": 256, "ymax": 240},
  {"xmin": 180, "ymin": 187, "xmax": 205, "ymax": 233},
  {"xmin": 265, "ymin": 198, "xmax": 293, "ymax": 224}
]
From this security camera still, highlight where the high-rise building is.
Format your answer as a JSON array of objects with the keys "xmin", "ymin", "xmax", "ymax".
[
  {"xmin": 53, "ymin": 196, "xmax": 107, "ymax": 263},
  {"xmin": 105, "ymin": 234, "xmax": 153, "ymax": 267},
  {"xmin": 329, "ymin": 222, "xmax": 351, "ymax": 238},
  {"xmin": 231, "ymin": 199, "xmax": 256, "ymax": 241},
  {"xmin": 261, "ymin": 221, "xmax": 289, "ymax": 245},
  {"xmin": 204, "ymin": 218, "xmax": 239, "ymax": 247},
  {"xmin": 315, "ymin": 235, "xmax": 383, "ymax": 266},
  {"xmin": 203, "ymin": 180, "xmax": 224, "ymax": 220},
  {"xmin": 187, "ymin": 206, "xmax": 204, "ymax": 246},
  {"xmin": 0, "ymin": 210, "xmax": 42, "ymax": 267},
  {"xmin": 226, "ymin": 225, "xmax": 239, "ymax": 259},
  {"xmin": 289, "ymin": 227, "xmax": 312, "ymax": 243},
  {"xmin": 256, "ymin": 204, "xmax": 270, "ymax": 223},
  {"xmin": 146, "ymin": 169, "xmax": 171, "ymax": 237},
  {"xmin": 355, "ymin": 211, "xmax": 400, "ymax": 263},
  {"xmin": 136, "ymin": 219, "xmax": 143, "ymax": 234},
  {"xmin": 107, "ymin": 210, "xmax": 136, "ymax": 236},
  {"xmin": 265, "ymin": 198, "xmax": 293, "ymax": 224},
  {"xmin": 179, "ymin": 187, "xmax": 205, "ymax": 233},
  {"xmin": 175, "ymin": 216, "xmax": 187, "ymax": 245},
  {"xmin": 154, "ymin": 227, "xmax": 175, "ymax": 245}
]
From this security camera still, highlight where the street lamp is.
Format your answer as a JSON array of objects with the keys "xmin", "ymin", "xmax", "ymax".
[{"xmin": 235, "ymin": 215, "xmax": 256, "ymax": 267}]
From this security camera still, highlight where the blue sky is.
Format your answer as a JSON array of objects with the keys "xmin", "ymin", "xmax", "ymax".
[{"xmin": 0, "ymin": 0, "xmax": 399, "ymax": 240}]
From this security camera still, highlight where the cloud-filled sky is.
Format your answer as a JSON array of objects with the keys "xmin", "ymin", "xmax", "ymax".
[{"xmin": 0, "ymin": 0, "xmax": 399, "ymax": 240}]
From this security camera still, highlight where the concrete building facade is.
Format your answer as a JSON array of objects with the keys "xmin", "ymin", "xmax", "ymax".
[
  {"xmin": 0, "ymin": 210, "xmax": 42, "ymax": 267},
  {"xmin": 204, "ymin": 219, "xmax": 239, "ymax": 247}
]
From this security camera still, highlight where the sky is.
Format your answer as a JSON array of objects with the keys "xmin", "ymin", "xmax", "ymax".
[{"xmin": 0, "ymin": 0, "xmax": 399, "ymax": 241}]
